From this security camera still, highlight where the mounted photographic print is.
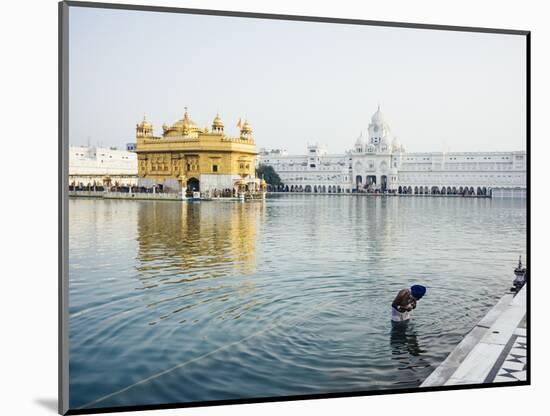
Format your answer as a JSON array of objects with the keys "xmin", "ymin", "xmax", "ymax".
[{"xmin": 59, "ymin": 1, "xmax": 530, "ymax": 414}]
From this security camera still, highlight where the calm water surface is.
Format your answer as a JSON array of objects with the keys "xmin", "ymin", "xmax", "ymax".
[{"xmin": 69, "ymin": 195, "xmax": 527, "ymax": 409}]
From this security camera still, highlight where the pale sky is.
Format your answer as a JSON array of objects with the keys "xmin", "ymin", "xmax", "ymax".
[{"xmin": 69, "ymin": 6, "xmax": 527, "ymax": 154}]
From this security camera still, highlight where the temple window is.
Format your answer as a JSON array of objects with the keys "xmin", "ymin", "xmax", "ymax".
[{"xmin": 212, "ymin": 165, "xmax": 218, "ymax": 172}]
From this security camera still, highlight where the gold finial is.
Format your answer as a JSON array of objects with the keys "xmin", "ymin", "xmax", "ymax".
[
  {"xmin": 241, "ymin": 119, "xmax": 252, "ymax": 134},
  {"xmin": 212, "ymin": 113, "xmax": 224, "ymax": 130},
  {"xmin": 139, "ymin": 115, "xmax": 151, "ymax": 129}
]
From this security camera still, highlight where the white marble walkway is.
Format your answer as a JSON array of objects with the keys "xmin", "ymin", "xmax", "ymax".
[
  {"xmin": 421, "ymin": 284, "xmax": 527, "ymax": 387},
  {"xmin": 492, "ymin": 324, "xmax": 527, "ymax": 383}
]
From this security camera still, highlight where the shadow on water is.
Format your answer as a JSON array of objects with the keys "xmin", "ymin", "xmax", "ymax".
[
  {"xmin": 389, "ymin": 320, "xmax": 433, "ymax": 386},
  {"xmin": 390, "ymin": 320, "xmax": 425, "ymax": 357}
]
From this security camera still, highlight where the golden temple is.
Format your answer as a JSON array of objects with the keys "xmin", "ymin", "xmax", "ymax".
[{"xmin": 135, "ymin": 108, "xmax": 263, "ymax": 196}]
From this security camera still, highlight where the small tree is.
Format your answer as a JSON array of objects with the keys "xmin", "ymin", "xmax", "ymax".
[{"xmin": 256, "ymin": 164, "xmax": 283, "ymax": 186}]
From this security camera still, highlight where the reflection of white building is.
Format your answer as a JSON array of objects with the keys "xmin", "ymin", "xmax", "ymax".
[
  {"xmin": 69, "ymin": 145, "xmax": 138, "ymax": 187},
  {"xmin": 258, "ymin": 106, "xmax": 527, "ymax": 196}
]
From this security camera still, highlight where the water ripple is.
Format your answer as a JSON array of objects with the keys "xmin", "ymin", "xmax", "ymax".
[{"xmin": 68, "ymin": 196, "xmax": 526, "ymax": 409}]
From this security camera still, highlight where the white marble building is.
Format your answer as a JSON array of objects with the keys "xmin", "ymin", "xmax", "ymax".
[
  {"xmin": 69, "ymin": 145, "xmax": 138, "ymax": 187},
  {"xmin": 258, "ymin": 144, "xmax": 353, "ymax": 193},
  {"xmin": 258, "ymin": 107, "xmax": 526, "ymax": 196}
]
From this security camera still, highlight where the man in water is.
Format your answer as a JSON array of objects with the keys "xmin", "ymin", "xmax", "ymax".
[{"xmin": 391, "ymin": 285, "xmax": 427, "ymax": 322}]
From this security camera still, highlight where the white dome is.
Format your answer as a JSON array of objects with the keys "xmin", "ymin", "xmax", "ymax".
[
  {"xmin": 391, "ymin": 136, "xmax": 401, "ymax": 151},
  {"xmin": 355, "ymin": 132, "xmax": 366, "ymax": 148},
  {"xmin": 371, "ymin": 105, "xmax": 384, "ymax": 124}
]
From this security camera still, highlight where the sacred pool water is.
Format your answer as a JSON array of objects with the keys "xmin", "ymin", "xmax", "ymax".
[{"xmin": 68, "ymin": 195, "xmax": 526, "ymax": 409}]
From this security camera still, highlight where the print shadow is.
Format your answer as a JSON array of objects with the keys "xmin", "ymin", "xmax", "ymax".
[{"xmin": 33, "ymin": 398, "xmax": 57, "ymax": 413}]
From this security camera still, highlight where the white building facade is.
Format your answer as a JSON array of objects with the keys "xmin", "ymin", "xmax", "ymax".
[
  {"xmin": 258, "ymin": 144, "xmax": 353, "ymax": 193},
  {"xmin": 69, "ymin": 145, "xmax": 138, "ymax": 188},
  {"xmin": 258, "ymin": 107, "xmax": 526, "ymax": 196}
]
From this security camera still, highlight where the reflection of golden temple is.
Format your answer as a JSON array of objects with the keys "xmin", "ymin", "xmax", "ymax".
[
  {"xmin": 136, "ymin": 201, "xmax": 263, "ymax": 278},
  {"xmin": 133, "ymin": 201, "xmax": 267, "ymax": 325},
  {"xmin": 135, "ymin": 109, "xmax": 265, "ymax": 198}
]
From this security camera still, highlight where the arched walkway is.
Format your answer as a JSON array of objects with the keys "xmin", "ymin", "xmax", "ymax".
[{"xmin": 187, "ymin": 177, "xmax": 200, "ymax": 192}]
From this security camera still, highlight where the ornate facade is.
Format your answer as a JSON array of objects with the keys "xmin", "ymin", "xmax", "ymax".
[
  {"xmin": 69, "ymin": 145, "xmax": 138, "ymax": 188},
  {"xmin": 258, "ymin": 145, "xmax": 352, "ymax": 193},
  {"xmin": 135, "ymin": 109, "xmax": 263, "ymax": 194},
  {"xmin": 258, "ymin": 106, "xmax": 526, "ymax": 196}
]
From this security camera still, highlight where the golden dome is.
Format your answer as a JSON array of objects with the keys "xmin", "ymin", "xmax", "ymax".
[
  {"xmin": 241, "ymin": 120, "xmax": 252, "ymax": 133},
  {"xmin": 171, "ymin": 109, "xmax": 199, "ymax": 130},
  {"xmin": 138, "ymin": 116, "xmax": 152, "ymax": 129},
  {"xmin": 212, "ymin": 113, "xmax": 224, "ymax": 128},
  {"xmin": 260, "ymin": 178, "xmax": 267, "ymax": 185}
]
